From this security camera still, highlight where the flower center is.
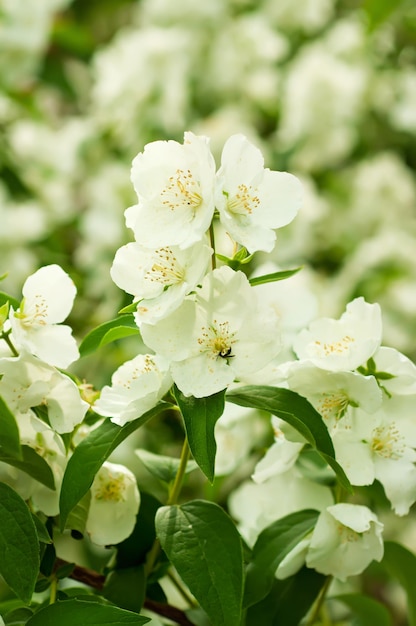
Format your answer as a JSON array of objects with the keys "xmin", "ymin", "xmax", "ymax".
[
  {"xmin": 16, "ymin": 295, "xmax": 49, "ymax": 328},
  {"xmin": 160, "ymin": 168, "xmax": 202, "ymax": 212},
  {"xmin": 313, "ymin": 335, "xmax": 355, "ymax": 357},
  {"xmin": 317, "ymin": 392, "xmax": 350, "ymax": 422},
  {"xmin": 225, "ymin": 184, "xmax": 260, "ymax": 217},
  {"xmin": 93, "ymin": 471, "xmax": 127, "ymax": 502},
  {"xmin": 336, "ymin": 523, "xmax": 361, "ymax": 544},
  {"xmin": 371, "ymin": 423, "xmax": 404, "ymax": 460},
  {"xmin": 145, "ymin": 247, "xmax": 185, "ymax": 287},
  {"xmin": 198, "ymin": 320, "xmax": 236, "ymax": 360}
]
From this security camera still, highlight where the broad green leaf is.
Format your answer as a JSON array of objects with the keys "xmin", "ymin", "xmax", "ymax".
[
  {"xmin": 0, "ymin": 482, "xmax": 40, "ymax": 603},
  {"xmin": 65, "ymin": 490, "xmax": 91, "ymax": 536},
  {"xmin": 245, "ymin": 567, "xmax": 325, "ymax": 626},
  {"xmin": 25, "ymin": 599, "xmax": 150, "ymax": 625},
  {"xmin": 79, "ymin": 315, "xmax": 140, "ymax": 357},
  {"xmin": 382, "ymin": 541, "xmax": 416, "ymax": 626},
  {"xmin": 156, "ymin": 500, "xmax": 244, "ymax": 626},
  {"xmin": 333, "ymin": 593, "xmax": 392, "ymax": 626},
  {"xmin": 59, "ymin": 402, "xmax": 171, "ymax": 529},
  {"xmin": 249, "ymin": 267, "xmax": 301, "ymax": 286},
  {"xmin": 226, "ymin": 386, "xmax": 352, "ymax": 492},
  {"xmin": 31, "ymin": 514, "xmax": 52, "ymax": 544},
  {"xmin": 173, "ymin": 386, "xmax": 225, "ymax": 482},
  {"xmin": 0, "ymin": 445, "xmax": 55, "ymax": 490},
  {"xmin": 3, "ymin": 606, "xmax": 34, "ymax": 625},
  {"xmin": 0, "ymin": 396, "xmax": 21, "ymax": 459},
  {"xmin": 244, "ymin": 509, "xmax": 319, "ymax": 607},
  {"xmin": 0, "ymin": 291, "xmax": 20, "ymax": 310},
  {"xmin": 104, "ymin": 566, "xmax": 146, "ymax": 613},
  {"xmin": 135, "ymin": 449, "xmax": 198, "ymax": 483}
]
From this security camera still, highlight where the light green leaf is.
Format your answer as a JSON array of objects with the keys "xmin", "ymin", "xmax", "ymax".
[
  {"xmin": 0, "ymin": 445, "xmax": 55, "ymax": 490},
  {"xmin": 25, "ymin": 599, "xmax": 150, "ymax": 625},
  {"xmin": 226, "ymin": 386, "xmax": 352, "ymax": 492},
  {"xmin": 244, "ymin": 509, "xmax": 319, "ymax": 607},
  {"xmin": 173, "ymin": 386, "xmax": 226, "ymax": 483},
  {"xmin": 382, "ymin": 541, "xmax": 416, "ymax": 626},
  {"xmin": 135, "ymin": 449, "xmax": 198, "ymax": 483},
  {"xmin": 0, "ymin": 482, "xmax": 40, "ymax": 603},
  {"xmin": 59, "ymin": 402, "xmax": 171, "ymax": 529},
  {"xmin": 156, "ymin": 500, "xmax": 244, "ymax": 626},
  {"xmin": 333, "ymin": 593, "xmax": 392, "ymax": 626},
  {"xmin": 363, "ymin": 0, "xmax": 402, "ymax": 29},
  {"xmin": 0, "ymin": 397, "xmax": 21, "ymax": 459},
  {"xmin": 249, "ymin": 267, "xmax": 302, "ymax": 286},
  {"xmin": 0, "ymin": 291, "xmax": 20, "ymax": 310},
  {"xmin": 79, "ymin": 315, "xmax": 140, "ymax": 357}
]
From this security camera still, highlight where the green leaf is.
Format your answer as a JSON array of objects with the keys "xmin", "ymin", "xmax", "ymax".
[
  {"xmin": 333, "ymin": 593, "xmax": 392, "ymax": 626},
  {"xmin": 79, "ymin": 315, "xmax": 140, "ymax": 357},
  {"xmin": 363, "ymin": 0, "xmax": 401, "ymax": 29},
  {"xmin": 226, "ymin": 386, "xmax": 352, "ymax": 492},
  {"xmin": 156, "ymin": 500, "xmax": 244, "ymax": 626},
  {"xmin": 118, "ymin": 302, "xmax": 138, "ymax": 314},
  {"xmin": 227, "ymin": 388, "xmax": 350, "ymax": 490},
  {"xmin": 0, "ymin": 445, "xmax": 55, "ymax": 490},
  {"xmin": 381, "ymin": 541, "xmax": 416, "ymax": 626},
  {"xmin": 65, "ymin": 490, "xmax": 91, "ymax": 536},
  {"xmin": 31, "ymin": 514, "xmax": 52, "ymax": 544},
  {"xmin": 0, "ymin": 482, "xmax": 40, "ymax": 603},
  {"xmin": 245, "ymin": 567, "xmax": 325, "ymax": 626},
  {"xmin": 0, "ymin": 291, "xmax": 20, "ymax": 310},
  {"xmin": 135, "ymin": 449, "xmax": 198, "ymax": 483},
  {"xmin": 0, "ymin": 396, "xmax": 21, "ymax": 459},
  {"xmin": 25, "ymin": 599, "xmax": 151, "ymax": 625},
  {"xmin": 104, "ymin": 566, "xmax": 146, "ymax": 613},
  {"xmin": 3, "ymin": 606, "xmax": 34, "ymax": 625},
  {"xmin": 244, "ymin": 509, "xmax": 319, "ymax": 607},
  {"xmin": 249, "ymin": 267, "xmax": 302, "ymax": 286},
  {"xmin": 173, "ymin": 386, "xmax": 225, "ymax": 482},
  {"xmin": 59, "ymin": 402, "xmax": 171, "ymax": 529}
]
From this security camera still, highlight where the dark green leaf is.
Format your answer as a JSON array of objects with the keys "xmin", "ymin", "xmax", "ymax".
[
  {"xmin": 104, "ymin": 566, "xmax": 146, "ymax": 613},
  {"xmin": 65, "ymin": 490, "xmax": 91, "ymax": 535},
  {"xmin": 382, "ymin": 541, "xmax": 416, "ymax": 626},
  {"xmin": 246, "ymin": 567, "xmax": 325, "ymax": 626},
  {"xmin": 79, "ymin": 315, "xmax": 140, "ymax": 357},
  {"xmin": 25, "ymin": 599, "xmax": 151, "ymax": 625},
  {"xmin": 135, "ymin": 449, "xmax": 198, "ymax": 483},
  {"xmin": 3, "ymin": 606, "xmax": 34, "ymax": 625},
  {"xmin": 226, "ymin": 386, "xmax": 352, "ymax": 492},
  {"xmin": 244, "ymin": 509, "xmax": 319, "ymax": 607},
  {"xmin": 0, "ymin": 397, "xmax": 21, "ymax": 459},
  {"xmin": 31, "ymin": 514, "xmax": 52, "ymax": 544},
  {"xmin": 333, "ymin": 593, "xmax": 392, "ymax": 626},
  {"xmin": 0, "ymin": 445, "xmax": 55, "ymax": 490},
  {"xmin": 173, "ymin": 386, "xmax": 225, "ymax": 482},
  {"xmin": 156, "ymin": 500, "xmax": 244, "ymax": 626},
  {"xmin": 0, "ymin": 482, "xmax": 40, "ymax": 603},
  {"xmin": 0, "ymin": 291, "xmax": 20, "ymax": 310},
  {"xmin": 249, "ymin": 267, "xmax": 302, "ymax": 286},
  {"xmin": 59, "ymin": 402, "xmax": 171, "ymax": 529}
]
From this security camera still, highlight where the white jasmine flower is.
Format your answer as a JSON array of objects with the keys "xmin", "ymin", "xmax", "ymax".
[
  {"xmin": 111, "ymin": 241, "xmax": 212, "ymax": 325},
  {"xmin": 86, "ymin": 462, "xmax": 140, "ymax": 546},
  {"xmin": 141, "ymin": 266, "xmax": 281, "ymax": 398},
  {"xmin": 305, "ymin": 503, "xmax": 384, "ymax": 581},
  {"xmin": 293, "ymin": 297, "xmax": 382, "ymax": 372},
  {"xmin": 125, "ymin": 132, "xmax": 216, "ymax": 249},
  {"xmin": 333, "ymin": 398, "xmax": 416, "ymax": 515},
  {"xmin": 93, "ymin": 354, "xmax": 172, "ymax": 426},
  {"xmin": 9, "ymin": 264, "xmax": 79, "ymax": 368},
  {"xmin": 252, "ymin": 416, "xmax": 303, "ymax": 483},
  {"xmin": 0, "ymin": 353, "xmax": 88, "ymax": 433},
  {"xmin": 372, "ymin": 346, "xmax": 416, "ymax": 395},
  {"xmin": 286, "ymin": 362, "xmax": 382, "ymax": 431},
  {"xmin": 215, "ymin": 134, "xmax": 302, "ymax": 253}
]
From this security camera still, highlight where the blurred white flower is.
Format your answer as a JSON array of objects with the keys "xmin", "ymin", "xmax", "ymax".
[
  {"xmin": 215, "ymin": 134, "xmax": 302, "ymax": 253},
  {"xmin": 141, "ymin": 266, "xmax": 281, "ymax": 398},
  {"xmin": 126, "ymin": 132, "xmax": 216, "ymax": 249},
  {"xmin": 293, "ymin": 297, "xmax": 382, "ymax": 372},
  {"xmin": 9, "ymin": 264, "xmax": 79, "ymax": 368},
  {"xmin": 305, "ymin": 503, "xmax": 384, "ymax": 581},
  {"xmin": 111, "ymin": 241, "xmax": 212, "ymax": 325},
  {"xmin": 93, "ymin": 354, "xmax": 172, "ymax": 426},
  {"xmin": 86, "ymin": 462, "xmax": 140, "ymax": 546}
]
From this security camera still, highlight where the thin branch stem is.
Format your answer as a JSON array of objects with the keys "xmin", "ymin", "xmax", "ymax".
[
  {"xmin": 209, "ymin": 222, "xmax": 216, "ymax": 270},
  {"xmin": 49, "ymin": 576, "xmax": 58, "ymax": 604},
  {"xmin": 306, "ymin": 576, "xmax": 333, "ymax": 626},
  {"xmin": 1, "ymin": 331, "xmax": 19, "ymax": 356}
]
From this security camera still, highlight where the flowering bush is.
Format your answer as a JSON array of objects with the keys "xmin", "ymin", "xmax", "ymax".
[{"xmin": 1, "ymin": 129, "xmax": 416, "ymax": 626}]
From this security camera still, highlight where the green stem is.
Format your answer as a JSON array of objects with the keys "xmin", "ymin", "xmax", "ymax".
[
  {"xmin": 209, "ymin": 222, "xmax": 216, "ymax": 270},
  {"xmin": 1, "ymin": 331, "xmax": 19, "ymax": 356},
  {"xmin": 49, "ymin": 576, "xmax": 58, "ymax": 604},
  {"xmin": 306, "ymin": 576, "xmax": 332, "ymax": 626}
]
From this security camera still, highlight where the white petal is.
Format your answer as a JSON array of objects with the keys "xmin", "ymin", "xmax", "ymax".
[{"xmin": 21, "ymin": 265, "xmax": 76, "ymax": 324}]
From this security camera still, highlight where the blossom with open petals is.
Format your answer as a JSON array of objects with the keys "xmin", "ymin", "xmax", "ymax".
[
  {"xmin": 125, "ymin": 131, "xmax": 216, "ymax": 249},
  {"xmin": 93, "ymin": 353, "xmax": 172, "ymax": 426},
  {"xmin": 141, "ymin": 265, "xmax": 281, "ymax": 397},
  {"xmin": 111, "ymin": 240, "xmax": 212, "ymax": 324},
  {"xmin": 86, "ymin": 462, "xmax": 140, "ymax": 546},
  {"xmin": 293, "ymin": 297, "xmax": 382, "ymax": 372},
  {"xmin": 215, "ymin": 134, "xmax": 302, "ymax": 253},
  {"xmin": 9, "ymin": 264, "xmax": 79, "ymax": 368}
]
